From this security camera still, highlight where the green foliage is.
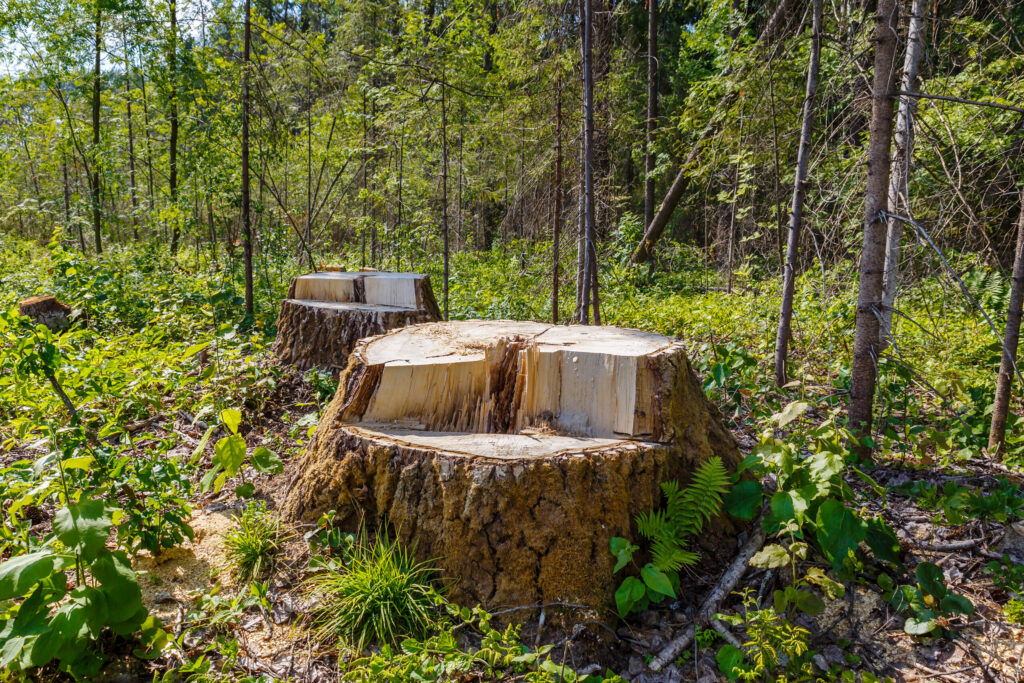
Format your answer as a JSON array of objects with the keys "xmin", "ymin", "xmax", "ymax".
[
  {"xmin": 199, "ymin": 408, "xmax": 283, "ymax": 498},
  {"xmin": 222, "ymin": 502, "xmax": 281, "ymax": 582},
  {"xmin": 716, "ymin": 590, "xmax": 815, "ymax": 682},
  {"xmin": 0, "ymin": 496, "xmax": 166, "ymax": 678},
  {"xmin": 343, "ymin": 603, "xmax": 623, "ymax": 682},
  {"xmin": 985, "ymin": 555, "xmax": 1024, "ymax": 595},
  {"xmin": 308, "ymin": 532, "xmax": 440, "ymax": 651},
  {"xmin": 879, "ymin": 562, "xmax": 974, "ymax": 636},
  {"xmin": 611, "ymin": 457, "xmax": 730, "ymax": 616},
  {"xmin": 897, "ymin": 478, "xmax": 1024, "ymax": 525}
]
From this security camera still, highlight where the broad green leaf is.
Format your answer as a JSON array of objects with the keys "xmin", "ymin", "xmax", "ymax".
[
  {"xmin": 213, "ymin": 435, "xmax": 247, "ymax": 477},
  {"xmin": 90, "ymin": 551, "xmax": 144, "ymax": 624},
  {"xmin": 251, "ymin": 446, "xmax": 283, "ymax": 474},
  {"xmin": 794, "ymin": 589, "xmax": 825, "ymax": 615},
  {"xmin": 903, "ymin": 616, "xmax": 936, "ymax": 635},
  {"xmin": 815, "ymin": 500, "xmax": 867, "ymax": 572},
  {"xmin": 915, "ymin": 562, "xmax": 947, "ymax": 599},
  {"xmin": 0, "ymin": 552, "xmax": 70, "ymax": 601},
  {"xmin": 716, "ymin": 644, "xmax": 744, "ymax": 680},
  {"xmin": 750, "ymin": 544, "xmax": 789, "ymax": 569},
  {"xmin": 939, "ymin": 593, "xmax": 974, "ymax": 615},
  {"xmin": 220, "ymin": 408, "xmax": 242, "ymax": 436},
  {"xmin": 615, "ymin": 576, "xmax": 645, "ymax": 617},
  {"xmin": 61, "ymin": 455, "xmax": 94, "ymax": 471},
  {"xmin": 640, "ymin": 565, "xmax": 675, "ymax": 599},
  {"xmin": 769, "ymin": 490, "xmax": 808, "ymax": 525},
  {"xmin": 235, "ymin": 483, "xmax": 256, "ymax": 499},
  {"xmin": 723, "ymin": 479, "xmax": 762, "ymax": 520},
  {"xmin": 609, "ymin": 537, "xmax": 635, "ymax": 574},
  {"xmin": 865, "ymin": 518, "xmax": 901, "ymax": 566},
  {"xmin": 774, "ymin": 401, "xmax": 809, "ymax": 428},
  {"xmin": 189, "ymin": 425, "xmax": 216, "ymax": 465},
  {"xmin": 53, "ymin": 499, "xmax": 113, "ymax": 562}
]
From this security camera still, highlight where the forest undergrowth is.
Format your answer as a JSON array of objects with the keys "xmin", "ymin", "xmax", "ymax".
[{"xmin": 1, "ymin": 232, "xmax": 1023, "ymax": 682}]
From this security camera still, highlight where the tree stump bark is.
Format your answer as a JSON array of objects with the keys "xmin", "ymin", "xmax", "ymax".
[
  {"xmin": 19, "ymin": 296, "xmax": 72, "ymax": 331},
  {"xmin": 283, "ymin": 321, "xmax": 741, "ymax": 614},
  {"xmin": 273, "ymin": 272, "xmax": 441, "ymax": 371}
]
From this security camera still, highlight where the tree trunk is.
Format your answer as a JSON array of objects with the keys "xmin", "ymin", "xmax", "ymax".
[
  {"xmin": 581, "ymin": 0, "xmax": 600, "ymax": 324},
  {"xmin": 241, "ymin": 0, "xmax": 254, "ymax": 316},
  {"xmin": 168, "ymin": 0, "xmax": 180, "ymax": 253},
  {"xmin": 643, "ymin": 0, "xmax": 658, "ymax": 231},
  {"xmin": 282, "ymin": 321, "xmax": 741, "ymax": 613},
  {"xmin": 122, "ymin": 30, "xmax": 140, "ymax": 241},
  {"xmin": 90, "ymin": 5, "xmax": 102, "ymax": 254},
  {"xmin": 440, "ymin": 74, "xmax": 450, "ymax": 321},
  {"xmin": 988, "ymin": 189, "xmax": 1024, "ymax": 456},
  {"xmin": 848, "ymin": 0, "xmax": 900, "ymax": 456},
  {"xmin": 773, "ymin": 0, "xmax": 822, "ymax": 386},
  {"xmin": 274, "ymin": 272, "xmax": 441, "ymax": 370},
  {"xmin": 879, "ymin": 0, "xmax": 927, "ymax": 347},
  {"xmin": 552, "ymin": 73, "xmax": 563, "ymax": 325}
]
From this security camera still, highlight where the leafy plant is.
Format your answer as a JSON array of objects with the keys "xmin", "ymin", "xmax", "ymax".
[
  {"xmin": 715, "ymin": 589, "xmax": 815, "ymax": 682},
  {"xmin": 343, "ymin": 603, "xmax": 623, "ymax": 682},
  {"xmin": 308, "ymin": 532, "xmax": 440, "ymax": 651},
  {"xmin": 0, "ymin": 496, "xmax": 167, "ymax": 678},
  {"xmin": 198, "ymin": 408, "xmax": 283, "ymax": 498},
  {"xmin": 610, "ymin": 457, "xmax": 730, "ymax": 616},
  {"xmin": 222, "ymin": 502, "xmax": 282, "ymax": 582},
  {"xmin": 880, "ymin": 562, "xmax": 974, "ymax": 636}
]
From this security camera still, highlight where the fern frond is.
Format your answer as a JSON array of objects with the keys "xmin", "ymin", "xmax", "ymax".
[{"xmin": 673, "ymin": 457, "xmax": 730, "ymax": 537}]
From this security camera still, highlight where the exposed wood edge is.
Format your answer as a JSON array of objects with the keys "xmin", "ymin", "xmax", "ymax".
[{"xmin": 649, "ymin": 510, "xmax": 766, "ymax": 672}]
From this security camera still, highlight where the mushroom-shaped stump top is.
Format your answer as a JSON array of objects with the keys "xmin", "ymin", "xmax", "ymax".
[
  {"xmin": 273, "ymin": 271, "xmax": 441, "ymax": 371},
  {"xmin": 283, "ymin": 320, "xmax": 740, "ymax": 614}
]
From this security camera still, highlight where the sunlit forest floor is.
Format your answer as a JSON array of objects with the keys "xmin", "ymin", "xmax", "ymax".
[{"xmin": 2, "ymin": 233, "xmax": 1023, "ymax": 682}]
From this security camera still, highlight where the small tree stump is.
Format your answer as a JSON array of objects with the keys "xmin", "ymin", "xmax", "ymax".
[
  {"xmin": 283, "ymin": 321, "xmax": 741, "ymax": 613},
  {"xmin": 19, "ymin": 296, "xmax": 72, "ymax": 331},
  {"xmin": 273, "ymin": 272, "xmax": 441, "ymax": 371}
]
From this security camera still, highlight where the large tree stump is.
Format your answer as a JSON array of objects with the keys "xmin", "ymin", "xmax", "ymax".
[
  {"xmin": 19, "ymin": 296, "xmax": 72, "ymax": 331},
  {"xmin": 283, "ymin": 321, "xmax": 741, "ymax": 613},
  {"xmin": 273, "ymin": 272, "xmax": 441, "ymax": 371}
]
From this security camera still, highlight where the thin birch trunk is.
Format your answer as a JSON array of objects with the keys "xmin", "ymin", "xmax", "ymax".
[{"xmin": 879, "ymin": 0, "xmax": 927, "ymax": 346}]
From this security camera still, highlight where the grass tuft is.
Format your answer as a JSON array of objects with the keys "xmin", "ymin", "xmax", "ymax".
[
  {"xmin": 308, "ymin": 532, "xmax": 439, "ymax": 651},
  {"xmin": 222, "ymin": 501, "xmax": 281, "ymax": 582}
]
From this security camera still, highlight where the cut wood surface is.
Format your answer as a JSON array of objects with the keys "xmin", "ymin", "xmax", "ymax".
[
  {"xmin": 273, "ymin": 271, "xmax": 441, "ymax": 370},
  {"xmin": 284, "ymin": 320, "xmax": 741, "ymax": 615}
]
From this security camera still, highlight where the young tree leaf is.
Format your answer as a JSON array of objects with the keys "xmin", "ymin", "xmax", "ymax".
[
  {"xmin": 750, "ymin": 544, "xmax": 790, "ymax": 569},
  {"xmin": 609, "ymin": 537, "xmax": 636, "ymax": 573},
  {"xmin": 614, "ymin": 576, "xmax": 645, "ymax": 617},
  {"xmin": 773, "ymin": 401, "xmax": 809, "ymax": 428},
  {"xmin": 0, "ymin": 552, "xmax": 70, "ymax": 601},
  {"xmin": 53, "ymin": 499, "xmax": 114, "ymax": 563},
  {"xmin": 903, "ymin": 616, "xmax": 936, "ymax": 635},
  {"xmin": 251, "ymin": 446, "xmax": 283, "ymax": 474},
  {"xmin": 815, "ymin": 500, "xmax": 867, "ymax": 572},
  {"xmin": 220, "ymin": 408, "xmax": 242, "ymax": 436},
  {"xmin": 641, "ymin": 565, "xmax": 675, "ymax": 599},
  {"xmin": 716, "ymin": 644, "xmax": 745, "ymax": 680},
  {"xmin": 723, "ymin": 479, "xmax": 762, "ymax": 520},
  {"xmin": 213, "ymin": 435, "xmax": 247, "ymax": 477}
]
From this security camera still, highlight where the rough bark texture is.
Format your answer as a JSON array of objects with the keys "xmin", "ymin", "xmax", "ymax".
[
  {"xmin": 848, "ymin": 0, "xmax": 899, "ymax": 455},
  {"xmin": 273, "ymin": 301, "xmax": 437, "ymax": 371},
  {"xmin": 283, "ymin": 321, "xmax": 741, "ymax": 614},
  {"xmin": 20, "ymin": 296, "xmax": 72, "ymax": 331},
  {"xmin": 273, "ymin": 272, "xmax": 441, "ymax": 371}
]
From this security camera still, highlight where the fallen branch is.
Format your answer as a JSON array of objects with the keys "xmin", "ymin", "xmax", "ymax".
[{"xmin": 649, "ymin": 512, "xmax": 767, "ymax": 672}]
